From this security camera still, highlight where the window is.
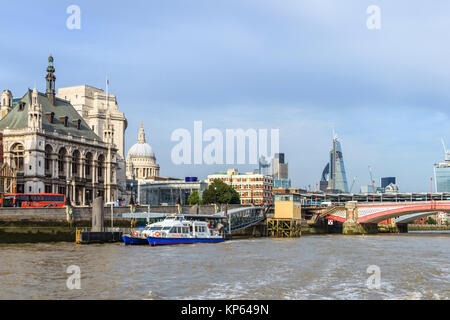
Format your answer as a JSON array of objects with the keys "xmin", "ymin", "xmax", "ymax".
[
  {"xmin": 11, "ymin": 144, "xmax": 24, "ymax": 171},
  {"xmin": 58, "ymin": 149, "xmax": 66, "ymax": 174}
]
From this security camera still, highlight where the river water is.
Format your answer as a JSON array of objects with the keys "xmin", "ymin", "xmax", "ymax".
[{"xmin": 0, "ymin": 233, "xmax": 448, "ymax": 300}]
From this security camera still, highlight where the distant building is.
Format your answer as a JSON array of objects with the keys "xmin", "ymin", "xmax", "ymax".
[
  {"xmin": 381, "ymin": 177, "xmax": 396, "ymax": 188},
  {"xmin": 138, "ymin": 178, "xmax": 207, "ymax": 206},
  {"xmin": 271, "ymin": 153, "xmax": 288, "ymax": 179},
  {"xmin": 435, "ymin": 160, "xmax": 450, "ymax": 193},
  {"xmin": 125, "ymin": 121, "xmax": 160, "ymax": 180},
  {"xmin": 273, "ymin": 178, "xmax": 291, "ymax": 189},
  {"xmin": 360, "ymin": 185, "xmax": 373, "ymax": 194},
  {"xmin": 258, "ymin": 155, "xmax": 271, "ymax": 176},
  {"xmin": 207, "ymin": 168, "xmax": 273, "ymax": 205},
  {"xmin": 384, "ymin": 183, "xmax": 399, "ymax": 194},
  {"xmin": 434, "ymin": 139, "xmax": 450, "ymax": 192},
  {"xmin": 320, "ymin": 134, "xmax": 349, "ymax": 193}
]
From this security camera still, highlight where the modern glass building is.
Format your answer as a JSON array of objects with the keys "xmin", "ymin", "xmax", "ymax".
[
  {"xmin": 381, "ymin": 177, "xmax": 396, "ymax": 188},
  {"xmin": 273, "ymin": 178, "xmax": 291, "ymax": 189},
  {"xmin": 321, "ymin": 135, "xmax": 349, "ymax": 193},
  {"xmin": 137, "ymin": 179, "xmax": 207, "ymax": 205},
  {"xmin": 435, "ymin": 162, "xmax": 450, "ymax": 192},
  {"xmin": 434, "ymin": 143, "xmax": 450, "ymax": 192}
]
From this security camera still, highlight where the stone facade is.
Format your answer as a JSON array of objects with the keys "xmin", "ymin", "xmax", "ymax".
[
  {"xmin": 0, "ymin": 56, "xmax": 121, "ymax": 205},
  {"xmin": 56, "ymin": 83, "xmax": 127, "ymax": 199}
]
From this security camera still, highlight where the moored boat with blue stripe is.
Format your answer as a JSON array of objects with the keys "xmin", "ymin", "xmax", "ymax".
[{"xmin": 144, "ymin": 215, "xmax": 225, "ymax": 246}]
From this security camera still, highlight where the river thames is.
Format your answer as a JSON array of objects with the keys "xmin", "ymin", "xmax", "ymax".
[{"xmin": 0, "ymin": 233, "xmax": 448, "ymax": 300}]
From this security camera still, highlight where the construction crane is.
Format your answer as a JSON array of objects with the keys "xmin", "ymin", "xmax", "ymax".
[
  {"xmin": 442, "ymin": 138, "xmax": 449, "ymax": 161},
  {"xmin": 349, "ymin": 176, "xmax": 357, "ymax": 193}
]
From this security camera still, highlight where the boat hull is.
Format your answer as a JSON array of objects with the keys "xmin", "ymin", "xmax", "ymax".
[
  {"xmin": 146, "ymin": 236, "xmax": 225, "ymax": 246},
  {"xmin": 122, "ymin": 235, "xmax": 149, "ymax": 245}
]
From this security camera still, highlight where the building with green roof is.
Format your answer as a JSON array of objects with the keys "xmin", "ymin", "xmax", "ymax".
[{"xmin": 0, "ymin": 56, "xmax": 121, "ymax": 205}]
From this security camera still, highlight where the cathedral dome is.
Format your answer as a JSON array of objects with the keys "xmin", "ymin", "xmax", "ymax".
[
  {"xmin": 127, "ymin": 122, "xmax": 155, "ymax": 159},
  {"xmin": 126, "ymin": 121, "xmax": 160, "ymax": 180},
  {"xmin": 128, "ymin": 141, "xmax": 155, "ymax": 158}
]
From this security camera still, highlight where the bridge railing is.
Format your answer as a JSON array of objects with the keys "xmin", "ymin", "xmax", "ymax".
[{"xmin": 226, "ymin": 206, "xmax": 266, "ymax": 232}]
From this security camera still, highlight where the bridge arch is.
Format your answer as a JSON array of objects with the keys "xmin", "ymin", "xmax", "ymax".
[{"xmin": 323, "ymin": 201, "xmax": 450, "ymax": 224}]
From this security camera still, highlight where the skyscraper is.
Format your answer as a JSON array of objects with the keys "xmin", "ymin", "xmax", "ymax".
[
  {"xmin": 320, "ymin": 134, "xmax": 349, "ymax": 193},
  {"xmin": 434, "ymin": 139, "xmax": 450, "ymax": 192},
  {"xmin": 271, "ymin": 153, "xmax": 288, "ymax": 179}
]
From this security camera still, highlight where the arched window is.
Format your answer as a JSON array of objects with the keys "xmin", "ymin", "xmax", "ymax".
[
  {"xmin": 58, "ymin": 148, "xmax": 67, "ymax": 175},
  {"xmin": 98, "ymin": 155, "xmax": 105, "ymax": 181},
  {"xmin": 85, "ymin": 153, "xmax": 93, "ymax": 177},
  {"xmin": 45, "ymin": 145, "xmax": 53, "ymax": 173},
  {"xmin": 72, "ymin": 150, "xmax": 80, "ymax": 175},
  {"xmin": 11, "ymin": 143, "xmax": 24, "ymax": 172}
]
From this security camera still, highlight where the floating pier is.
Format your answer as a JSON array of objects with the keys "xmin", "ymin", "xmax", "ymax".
[{"xmin": 76, "ymin": 197, "xmax": 124, "ymax": 244}]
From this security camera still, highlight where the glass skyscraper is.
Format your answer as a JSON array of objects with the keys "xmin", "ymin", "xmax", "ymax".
[
  {"xmin": 320, "ymin": 134, "xmax": 349, "ymax": 194},
  {"xmin": 435, "ymin": 162, "xmax": 450, "ymax": 192},
  {"xmin": 434, "ymin": 144, "xmax": 450, "ymax": 192}
]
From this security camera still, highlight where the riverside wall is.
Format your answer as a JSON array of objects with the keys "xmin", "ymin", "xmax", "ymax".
[{"xmin": 0, "ymin": 204, "xmax": 244, "ymax": 243}]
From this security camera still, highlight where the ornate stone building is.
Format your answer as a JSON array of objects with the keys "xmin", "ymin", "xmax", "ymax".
[
  {"xmin": 56, "ymin": 80, "xmax": 127, "ymax": 198},
  {"xmin": 126, "ymin": 122, "xmax": 159, "ymax": 180},
  {"xmin": 0, "ymin": 56, "xmax": 120, "ymax": 205}
]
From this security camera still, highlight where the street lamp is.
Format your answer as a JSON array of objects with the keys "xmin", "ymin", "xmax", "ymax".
[{"xmin": 130, "ymin": 182, "xmax": 135, "ymax": 205}]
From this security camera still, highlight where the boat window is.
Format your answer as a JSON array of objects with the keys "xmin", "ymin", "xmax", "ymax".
[
  {"xmin": 162, "ymin": 227, "xmax": 171, "ymax": 231},
  {"xmin": 183, "ymin": 227, "xmax": 189, "ymax": 233},
  {"xmin": 150, "ymin": 226, "xmax": 162, "ymax": 231}
]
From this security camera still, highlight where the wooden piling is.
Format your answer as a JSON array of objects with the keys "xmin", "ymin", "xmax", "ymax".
[{"xmin": 266, "ymin": 218, "xmax": 302, "ymax": 238}]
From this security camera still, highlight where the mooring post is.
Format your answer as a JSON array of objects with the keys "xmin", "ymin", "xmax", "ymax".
[{"xmin": 92, "ymin": 196, "xmax": 104, "ymax": 232}]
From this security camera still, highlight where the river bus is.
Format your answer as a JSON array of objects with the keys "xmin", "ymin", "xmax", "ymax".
[{"xmin": 122, "ymin": 215, "xmax": 225, "ymax": 246}]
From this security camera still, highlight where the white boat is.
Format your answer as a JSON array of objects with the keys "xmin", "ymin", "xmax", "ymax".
[{"xmin": 142, "ymin": 215, "xmax": 225, "ymax": 246}]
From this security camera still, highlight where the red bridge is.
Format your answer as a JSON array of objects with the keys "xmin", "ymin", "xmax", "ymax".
[{"xmin": 319, "ymin": 201, "xmax": 450, "ymax": 234}]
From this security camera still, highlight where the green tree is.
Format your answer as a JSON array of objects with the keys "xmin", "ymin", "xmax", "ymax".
[
  {"xmin": 202, "ymin": 179, "xmax": 240, "ymax": 204},
  {"xmin": 426, "ymin": 216, "xmax": 437, "ymax": 225},
  {"xmin": 187, "ymin": 190, "xmax": 202, "ymax": 205}
]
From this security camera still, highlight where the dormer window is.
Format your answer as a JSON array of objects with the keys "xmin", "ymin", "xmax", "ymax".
[
  {"xmin": 72, "ymin": 119, "xmax": 82, "ymax": 130},
  {"xmin": 59, "ymin": 116, "xmax": 68, "ymax": 127},
  {"xmin": 46, "ymin": 112, "xmax": 55, "ymax": 123},
  {"xmin": 18, "ymin": 102, "xmax": 25, "ymax": 111}
]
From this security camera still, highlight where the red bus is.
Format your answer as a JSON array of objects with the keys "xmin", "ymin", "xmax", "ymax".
[{"xmin": 0, "ymin": 193, "xmax": 66, "ymax": 208}]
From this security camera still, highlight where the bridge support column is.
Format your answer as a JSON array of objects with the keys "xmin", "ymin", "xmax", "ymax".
[
  {"xmin": 396, "ymin": 223, "xmax": 408, "ymax": 233},
  {"xmin": 342, "ymin": 201, "xmax": 377, "ymax": 235}
]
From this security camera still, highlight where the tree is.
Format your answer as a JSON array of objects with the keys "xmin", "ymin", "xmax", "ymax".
[
  {"xmin": 187, "ymin": 190, "xmax": 202, "ymax": 205},
  {"xmin": 426, "ymin": 216, "xmax": 437, "ymax": 225},
  {"xmin": 202, "ymin": 179, "xmax": 240, "ymax": 205}
]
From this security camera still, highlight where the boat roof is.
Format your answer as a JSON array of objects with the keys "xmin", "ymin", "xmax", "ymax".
[{"xmin": 118, "ymin": 212, "xmax": 227, "ymax": 219}]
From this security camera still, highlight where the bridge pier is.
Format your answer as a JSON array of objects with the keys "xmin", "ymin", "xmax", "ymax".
[{"xmin": 342, "ymin": 201, "xmax": 378, "ymax": 235}]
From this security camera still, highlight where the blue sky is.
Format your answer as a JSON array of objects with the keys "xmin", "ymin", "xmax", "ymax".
[{"xmin": 0, "ymin": 0, "xmax": 449, "ymax": 192}]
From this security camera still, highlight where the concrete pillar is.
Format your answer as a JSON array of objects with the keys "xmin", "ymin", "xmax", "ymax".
[
  {"xmin": 342, "ymin": 201, "xmax": 378, "ymax": 235},
  {"xmin": 343, "ymin": 201, "xmax": 364, "ymax": 235},
  {"xmin": 92, "ymin": 196, "xmax": 104, "ymax": 232}
]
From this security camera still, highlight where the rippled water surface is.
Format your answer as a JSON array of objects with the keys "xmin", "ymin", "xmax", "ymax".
[{"xmin": 0, "ymin": 233, "xmax": 449, "ymax": 300}]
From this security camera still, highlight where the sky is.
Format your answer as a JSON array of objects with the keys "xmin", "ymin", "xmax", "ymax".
[{"xmin": 0, "ymin": 0, "xmax": 449, "ymax": 192}]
